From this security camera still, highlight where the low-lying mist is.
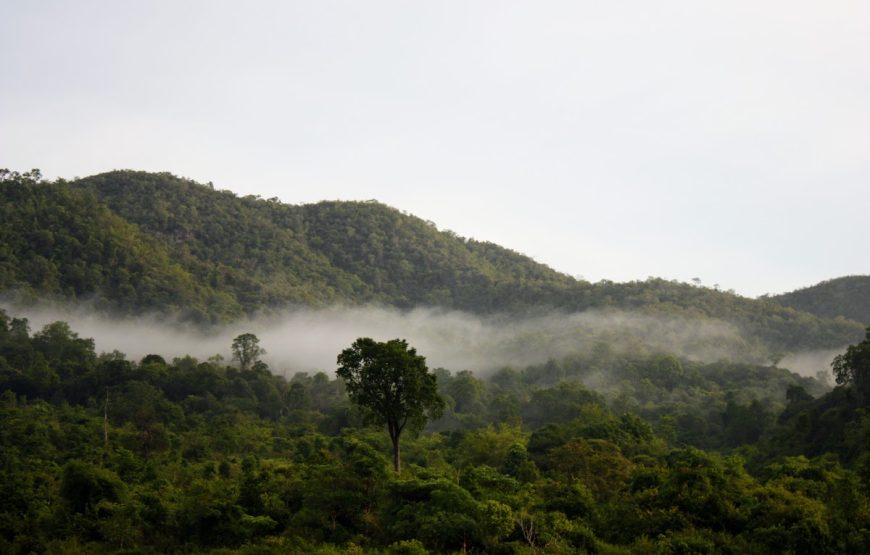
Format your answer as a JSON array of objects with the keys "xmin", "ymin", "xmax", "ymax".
[
  {"xmin": 780, "ymin": 350, "xmax": 839, "ymax": 384},
  {"xmin": 2, "ymin": 302, "xmax": 837, "ymax": 378}
]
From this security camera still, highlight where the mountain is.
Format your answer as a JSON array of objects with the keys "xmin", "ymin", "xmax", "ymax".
[
  {"xmin": 770, "ymin": 276, "xmax": 870, "ymax": 325},
  {"xmin": 0, "ymin": 170, "xmax": 238, "ymax": 320},
  {"xmin": 0, "ymin": 169, "xmax": 864, "ymax": 353},
  {"xmin": 70, "ymin": 170, "xmax": 580, "ymax": 313}
]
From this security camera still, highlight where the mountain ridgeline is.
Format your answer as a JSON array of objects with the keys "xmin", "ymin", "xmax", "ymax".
[
  {"xmin": 770, "ymin": 275, "xmax": 870, "ymax": 325},
  {"xmin": 0, "ymin": 169, "xmax": 864, "ymax": 355}
]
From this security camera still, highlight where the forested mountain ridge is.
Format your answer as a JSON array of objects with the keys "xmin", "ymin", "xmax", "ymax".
[
  {"xmin": 72, "ymin": 170, "xmax": 580, "ymax": 313},
  {"xmin": 770, "ymin": 275, "xmax": 870, "ymax": 325},
  {"xmin": 0, "ymin": 169, "xmax": 864, "ymax": 353},
  {"xmin": 0, "ymin": 170, "xmax": 240, "ymax": 319}
]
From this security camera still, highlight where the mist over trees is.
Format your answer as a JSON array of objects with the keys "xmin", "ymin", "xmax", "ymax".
[
  {"xmin": 4, "ymin": 168, "xmax": 870, "ymax": 552},
  {"xmin": 1, "ymin": 169, "xmax": 864, "ymax": 353},
  {"xmin": 232, "ymin": 333, "xmax": 266, "ymax": 372},
  {"xmin": 2, "ymin": 306, "xmax": 870, "ymax": 552}
]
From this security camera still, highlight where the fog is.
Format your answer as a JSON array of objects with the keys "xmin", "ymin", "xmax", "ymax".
[
  {"xmin": 780, "ymin": 350, "xmax": 841, "ymax": 384},
  {"xmin": 2, "ymin": 301, "xmax": 809, "ymax": 376}
]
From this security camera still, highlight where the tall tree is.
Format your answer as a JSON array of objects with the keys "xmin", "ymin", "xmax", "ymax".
[
  {"xmin": 231, "ymin": 333, "xmax": 265, "ymax": 371},
  {"xmin": 337, "ymin": 338, "xmax": 444, "ymax": 472},
  {"xmin": 832, "ymin": 327, "xmax": 870, "ymax": 398}
]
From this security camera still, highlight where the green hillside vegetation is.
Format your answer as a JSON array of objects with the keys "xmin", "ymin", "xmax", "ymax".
[
  {"xmin": 4, "ymin": 171, "xmax": 868, "ymax": 552},
  {"xmin": 72, "ymin": 170, "xmax": 579, "ymax": 313},
  {"xmin": 1, "ymin": 169, "xmax": 864, "ymax": 354},
  {"xmin": 770, "ymin": 275, "xmax": 870, "ymax": 325},
  {"xmin": 2, "ymin": 309, "xmax": 870, "ymax": 553},
  {"xmin": 767, "ymin": 328, "xmax": 870, "ymax": 468},
  {"xmin": 0, "ymin": 170, "xmax": 242, "ymax": 320}
]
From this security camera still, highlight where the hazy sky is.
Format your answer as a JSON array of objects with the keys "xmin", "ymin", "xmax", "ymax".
[{"xmin": 2, "ymin": 1, "xmax": 868, "ymax": 297}]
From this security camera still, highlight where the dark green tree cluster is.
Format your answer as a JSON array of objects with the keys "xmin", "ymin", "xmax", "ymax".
[
  {"xmin": 433, "ymin": 347, "xmax": 825, "ymax": 454},
  {"xmin": 832, "ymin": 327, "xmax": 870, "ymax": 397},
  {"xmin": 768, "ymin": 328, "xmax": 870, "ymax": 469}
]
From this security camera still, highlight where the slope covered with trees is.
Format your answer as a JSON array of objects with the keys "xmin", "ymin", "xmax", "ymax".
[
  {"xmin": 0, "ymin": 170, "xmax": 242, "ymax": 321},
  {"xmin": 770, "ymin": 275, "xmax": 870, "ymax": 325},
  {"xmin": 1, "ymin": 169, "xmax": 864, "ymax": 353},
  {"xmin": 71, "ymin": 170, "xmax": 580, "ymax": 313}
]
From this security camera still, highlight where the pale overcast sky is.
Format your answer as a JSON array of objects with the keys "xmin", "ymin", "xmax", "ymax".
[{"xmin": 2, "ymin": 1, "xmax": 868, "ymax": 297}]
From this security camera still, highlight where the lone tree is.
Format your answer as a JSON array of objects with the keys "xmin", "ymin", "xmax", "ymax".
[
  {"xmin": 337, "ymin": 338, "xmax": 444, "ymax": 473},
  {"xmin": 832, "ymin": 327, "xmax": 870, "ymax": 399},
  {"xmin": 232, "ymin": 333, "xmax": 265, "ymax": 371}
]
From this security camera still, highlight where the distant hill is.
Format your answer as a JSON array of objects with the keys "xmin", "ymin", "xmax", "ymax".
[
  {"xmin": 0, "ymin": 170, "xmax": 238, "ymax": 320},
  {"xmin": 0, "ymin": 169, "xmax": 864, "ymax": 353},
  {"xmin": 769, "ymin": 276, "xmax": 870, "ymax": 325},
  {"xmin": 71, "ymin": 170, "xmax": 580, "ymax": 313}
]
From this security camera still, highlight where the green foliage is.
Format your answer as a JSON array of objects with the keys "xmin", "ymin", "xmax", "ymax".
[
  {"xmin": 386, "ymin": 539, "xmax": 429, "ymax": 555},
  {"xmin": 771, "ymin": 275, "xmax": 870, "ymax": 325},
  {"xmin": 231, "ymin": 333, "xmax": 266, "ymax": 371},
  {"xmin": 1, "ymin": 169, "xmax": 865, "ymax": 356},
  {"xmin": 832, "ymin": 327, "xmax": 870, "ymax": 397},
  {"xmin": 768, "ymin": 332, "xmax": 870, "ymax": 470},
  {"xmin": 337, "ymin": 338, "xmax": 444, "ymax": 472},
  {"xmin": 0, "ymin": 169, "xmax": 242, "ymax": 322},
  {"xmin": 1, "ymin": 170, "xmax": 869, "ymax": 553},
  {"xmin": 382, "ymin": 478, "xmax": 479, "ymax": 551},
  {"xmin": 545, "ymin": 439, "xmax": 633, "ymax": 499},
  {"xmin": 60, "ymin": 460, "xmax": 126, "ymax": 513},
  {"xmin": 0, "ymin": 312, "xmax": 869, "ymax": 552}
]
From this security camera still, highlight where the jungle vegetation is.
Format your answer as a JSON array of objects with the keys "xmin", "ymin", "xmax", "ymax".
[
  {"xmin": 4, "ymin": 168, "xmax": 870, "ymax": 553},
  {"xmin": 2, "ymin": 308, "xmax": 870, "ymax": 553},
  {"xmin": 770, "ymin": 275, "xmax": 870, "ymax": 325},
  {"xmin": 0, "ymin": 168, "xmax": 864, "ymax": 354}
]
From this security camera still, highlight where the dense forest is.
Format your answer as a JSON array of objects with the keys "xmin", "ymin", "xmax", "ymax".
[
  {"xmin": 2, "ymin": 308, "xmax": 870, "ymax": 553},
  {"xmin": 770, "ymin": 276, "xmax": 870, "ymax": 325},
  {"xmin": 0, "ymin": 169, "xmax": 864, "ymax": 355},
  {"xmin": 3, "ymin": 168, "xmax": 870, "ymax": 553}
]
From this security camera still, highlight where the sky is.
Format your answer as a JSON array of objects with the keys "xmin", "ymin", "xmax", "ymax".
[{"xmin": 2, "ymin": 1, "xmax": 869, "ymax": 297}]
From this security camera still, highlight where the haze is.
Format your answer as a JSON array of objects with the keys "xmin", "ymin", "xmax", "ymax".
[
  {"xmin": 2, "ymin": 1, "xmax": 869, "ymax": 296},
  {"xmin": 6, "ymin": 303, "xmax": 838, "ymax": 379}
]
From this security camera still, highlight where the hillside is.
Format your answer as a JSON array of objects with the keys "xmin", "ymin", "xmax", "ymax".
[
  {"xmin": 0, "ymin": 170, "xmax": 242, "ymax": 321},
  {"xmin": 72, "ymin": 170, "xmax": 582, "ymax": 314},
  {"xmin": 0, "ymin": 169, "xmax": 864, "ymax": 353},
  {"xmin": 770, "ymin": 275, "xmax": 870, "ymax": 325}
]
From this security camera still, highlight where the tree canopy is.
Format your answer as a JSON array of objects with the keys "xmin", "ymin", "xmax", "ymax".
[
  {"xmin": 831, "ymin": 327, "xmax": 870, "ymax": 397},
  {"xmin": 772, "ymin": 275, "xmax": 870, "ymax": 325},
  {"xmin": 2, "ymin": 309, "xmax": 870, "ymax": 552},
  {"xmin": 231, "ymin": 333, "xmax": 265, "ymax": 371},
  {"xmin": 337, "ymin": 338, "xmax": 444, "ymax": 472}
]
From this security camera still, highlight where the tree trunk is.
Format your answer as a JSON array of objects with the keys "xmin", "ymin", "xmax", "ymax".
[
  {"xmin": 391, "ymin": 433, "xmax": 401, "ymax": 473},
  {"xmin": 103, "ymin": 388, "xmax": 109, "ymax": 450}
]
